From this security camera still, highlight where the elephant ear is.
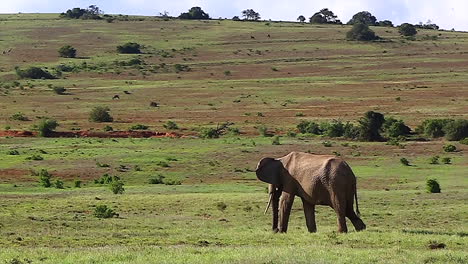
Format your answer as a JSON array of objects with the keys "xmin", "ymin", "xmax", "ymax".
[{"xmin": 256, "ymin": 157, "xmax": 281, "ymax": 185}]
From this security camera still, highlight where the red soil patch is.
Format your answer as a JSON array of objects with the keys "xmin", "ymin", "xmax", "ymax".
[
  {"xmin": 0, "ymin": 130, "xmax": 180, "ymax": 138},
  {"xmin": 0, "ymin": 169, "xmax": 32, "ymax": 182}
]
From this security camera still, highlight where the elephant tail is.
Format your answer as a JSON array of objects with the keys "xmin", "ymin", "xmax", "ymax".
[{"xmin": 355, "ymin": 186, "xmax": 361, "ymax": 217}]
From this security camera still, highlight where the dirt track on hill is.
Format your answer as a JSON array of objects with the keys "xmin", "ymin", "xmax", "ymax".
[{"xmin": 0, "ymin": 130, "xmax": 180, "ymax": 138}]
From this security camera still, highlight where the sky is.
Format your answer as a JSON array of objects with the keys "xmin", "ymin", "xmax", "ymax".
[{"xmin": 1, "ymin": 0, "xmax": 467, "ymax": 31}]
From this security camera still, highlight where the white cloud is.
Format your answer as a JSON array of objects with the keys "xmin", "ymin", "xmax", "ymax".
[{"xmin": 0, "ymin": 0, "xmax": 467, "ymax": 30}]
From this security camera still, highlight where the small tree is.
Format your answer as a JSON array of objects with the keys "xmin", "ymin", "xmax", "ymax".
[
  {"xmin": 347, "ymin": 11, "xmax": 377, "ymax": 25},
  {"xmin": 426, "ymin": 179, "xmax": 441, "ymax": 193},
  {"xmin": 309, "ymin": 8, "xmax": 341, "ymax": 24},
  {"xmin": 58, "ymin": 45, "xmax": 77, "ymax": 58},
  {"xmin": 378, "ymin": 20, "xmax": 394, "ymax": 27},
  {"xmin": 346, "ymin": 23, "xmax": 379, "ymax": 41},
  {"xmin": 179, "ymin": 7, "xmax": 210, "ymax": 20},
  {"xmin": 242, "ymin": 9, "xmax": 261, "ymax": 21},
  {"xmin": 399, "ymin": 23, "xmax": 417, "ymax": 37},
  {"xmin": 38, "ymin": 169, "xmax": 52, "ymax": 187},
  {"xmin": 297, "ymin": 15, "xmax": 306, "ymax": 23},
  {"xmin": 116, "ymin": 42, "xmax": 141, "ymax": 54},
  {"xmin": 110, "ymin": 180, "xmax": 125, "ymax": 194},
  {"xmin": 38, "ymin": 119, "xmax": 59, "ymax": 137},
  {"xmin": 89, "ymin": 106, "xmax": 113, "ymax": 122},
  {"xmin": 94, "ymin": 205, "xmax": 117, "ymax": 218},
  {"xmin": 232, "ymin": 16, "xmax": 240, "ymax": 21},
  {"xmin": 358, "ymin": 111, "xmax": 385, "ymax": 141},
  {"xmin": 15, "ymin": 66, "xmax": 55, "ymax": 79},
  {"xmin": 52, "ymin": 86, "xmax": 66, "ymax": 95},
  {"xmin": 443, "ymin": 120, "xmax": 468, "ymax": 141}
]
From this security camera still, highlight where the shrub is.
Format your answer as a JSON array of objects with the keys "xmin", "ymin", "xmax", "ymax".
[
  {"xmin": 10, "ymin": 112, "xmax": 29, "ymax": 121},
  {"xmin": 399, "ymin": 23, "xmax": 417, "ymax": 36},
  {"xmin": 89, "ymin": 106, "xmax": 113, "ymax": 122},
  {"xmin": 52, "ymin": 86, "xmax": 66, "ymax": 95},
  {"xmin": 163, "ymin": 121, "xmax": 179, "ymax": 130},
  {"xmin": 94, "ymin": 174, "xmax": 119, "ymax": 184},
  {"xmin": 37, "ymin": 119, "xmax": 59, "ymax": 137},
  {"xmin": 343, "ymin": 122, "xmax": 360, "ymax": 139},
  {"xmin": 358, "ymin": 111, "xmax": 385, "ymax": 141},
  {"xmin": 216, "ymin": 202, "xmax": 227, "ymax": 211},
  {"xmin": 15, "ymin": 66, "xmax": 55, "ymax": 79},
  {"xmin": 443, "ymin": 119, "xmax": 468, "ymax": 141},
  {"xmin": 149, "ymin": 174, "xmax": 165, "ymax": 184},
  {"xmin": 426, "ymin": 179, "xmax": 441, "ymax": 193},
  {"xmin": 200, "ymin": 122, "xmax": 234, "ymax": 138},
  {"xmin": 384, "ymin": 118, "xmax": 411, "ymax": 138},
  {"xmin": 94, "ymin": 205, "xmax": 117, "ymax": 218},
  {"xmin": 271, "ymin": 136, "xmax": 280, "ymax": 145},
  {"xmin": 224, "ymin": 70, "xmax": 231, "ymax": 76},
  {"xmin": 26, "ymin": 154, "xmax": 44, "ymax": 161},
  {"xmin": 110, "ymin": 180, "xmax": 125, "ymax": 194},
  {"xmin": 54, "ymin": 179, "xmax": 64, "ymax": 189},
  {"xmin": 7, "ymin": 149, "xmax": 20, "ymax": 155},
  {"xmin": 286, "ymin": 130, "xmax": 297, "ymax": 137},
  {"xmin": 297, "ymin": 120, "xmax": 321, "ymax": 134},
  {"xmin": 38, "ymin": 169, "xmax": 52, "ymax": 187},
  {"xmin": 164, "ymin": 179, "xmax": 182, "ymax": 185},
  {"xmin": 174, "ymin": 64, "xmax": 190, "ymax": 72},
  {"xmin": 429, "ymin": 156, "xmax": 439, "ymax": 165},
  {"xmin": 346, "ymin": 23, "xmax": 379, "ymax": 41},
  {"xmin": 417, "ymin": 119, "xmax": 452, "ymax": 138},
  {"xmin": 103, "ymin": 125, "xmax": 113, "ymax": 132},
  {"xmin": 400, "ymin": 158, "xmax": 410, "ymax": 166},
  {"xmin": 74, "ymin": 179, "xmax": 82, "ymax": 188},
  {"xmin": 116, "ymin": 42, "xmax": 141, "ymax": 54},
  {"xmin": 156, "ymin": 161, "xmax": 170, "ymax": 167},
  {"xmin": 443, "ymin": 144, "xmax": 456, "ymax": 152},
  {"xmin": 321, "ymin": 121, "xmax": 345, "ymax": 137},
  {"xmin": 441, "ymin": 157, "xmax": 451, "ymax": 164},
  {"xmin": 129, "ymin": 124, "xmax": 149, "ymax": 130},
  {"xmin": 460, "ymin": 138, "xmax": 468, "ymax": 145},
  {"xmin": 227, "ymin": 127, "xmax": 241, "ymax": 136},
  {"xmin": 58, "ymin": 45, "xmax": 77, "ymax": 58},
  {"xmin": 258, "ymin": 125, "xmax": 270, "ymax": 137}
]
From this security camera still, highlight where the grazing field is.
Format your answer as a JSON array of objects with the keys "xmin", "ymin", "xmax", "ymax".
[{"xmin": 0, "ymin": 13, "xmax": 467, "ymax": 263}]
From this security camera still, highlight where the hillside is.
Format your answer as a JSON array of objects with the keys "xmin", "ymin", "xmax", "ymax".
[{"xmin": 1, "ymin": 14, "xmax": 467, "ymax": 133}]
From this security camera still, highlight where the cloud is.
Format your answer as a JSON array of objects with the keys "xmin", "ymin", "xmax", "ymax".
[{"xmin": 0, "ymin": 0, "xmax": 466, "ymax": 30}]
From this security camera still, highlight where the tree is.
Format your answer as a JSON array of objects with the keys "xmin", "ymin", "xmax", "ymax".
[
  {"xmin": 346, "ymin": 23, "xmax": 379, "ymax": 41},
  {"xmin": 89, "ymin": 106, "xmax": 113, "ymax": 122},
  {"xmin": 377, "ymin": 20, "xmax": 394, "ymax": 27},
  {"xmin": 232, "ymin": 16, "xmax": 240, "ymax": 21},
  {"xmin": 242, "ymin": 9, "xmax": 261, "ymax": 21},
  {"xmin": 15, "ymin": 66, "xmax": 55, "ymax": 79},
  {"xmin": 58, "ymin": 45, "xmax": 77, "ymax": 58},
  {"xmin": 348, "ymin": 11, "xmax": 377, "ymax": 25},
  {"xmin": 38, "ymin": 119, "xmax": 59, "ymax": 137},
  {"xmin": 399, "ymin": 23, "xmax": 417, "ymax": 36},
  {"xmin": 416, "ymin": 20, "xmax": 439, "ymax": 30},
  {"xmin": 60, "ymin": 5, "xmax": 102, "ymax": 19},
  {"xmin": 179, "ymin": 7, "xmax": 210, "ymax": 20},
  {"xmin": 309, "ymin": 8, "xmax": 341, "ymax": 24},
  {"xmin": 358, "ymin": 111, "xmax": 385, "ymax": 141},
  {"xmin": 297, "ymin": 15, "xmax": 306, "ymax": 23},
  {"xmin": 116, "ymin": 42, "xmax": 141, "ymax": 54}
]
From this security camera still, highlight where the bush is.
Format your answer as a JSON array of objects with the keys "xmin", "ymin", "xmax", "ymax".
[
  {"xmin": 321, "ymin": 121, "xmax": 345, "ymax": 137},
  {"xmin": 174, "ymin": 64, "xmax": 191, "ymax": 72},
  {"xmin": 216, "ymin": 202, "xmax": 227, "ymax": 211},
  {"xmin": 89, "ymin": 106, "xmax": 113, "ymax": 122},
  {"xmin": 441, "ymin": 157, "xmax": 451, "ymax": 164},
  {"xmin": 429, "ymin": 156, "xmax": 440, "ymax": 165},
  {"xmin": 346, "ymin": 23, "xmax": 379, "ymax": 41},
  {"xmin": 38, "ymin": 119, "xmax": 59, "ymax": 137},
  {"xmin": 426, "ymin": 179, "xmax": 441, "ymax": 193},
  {"xmin": 54, "ymin": 179, "xmax": 64, "ymax": 189},
  {"xmin": 297, "ymin": 120, "xmax": 321, "ymax": 134},
  {"xmin": 417, "ymin": 119, "xmax": 452, "ymax": 138},
  {"xmin": 7, "ymin": 149, "xmax": 20, "ymax": 155},
  {"xmin": 179, "ymin": 7, "xmax": 210, "ymax": 20},
  {"xmin": 460, "ymin": 138, "xmax": 468, "ymax": 145},
  {"xmin": 38, "ymin": 169, "xmax": 52, "ymax": 187},
  {"xmin": 26, "ymin": 154, "xmax": 44, "ymax": 161},
  {"xmin": 443, "ymin": 119, "xmax": 468, "ymax": 141},
  {"xmin": 384, "ymin": 118, "xmax": 411, "ymax": 138},
  {"xmin": 58, "ymin": 45, "xmax": 77, "ymax": 58},
  {"xmin": 74, "ymin": 179, "xmax": 82, "ymax": 188},
  {"xmin": 258, "ymin": 125, "xmax": 270, "ymax": 137},
  {"xmin": 103, "ymin": 125, "xmax": 113, "ymax": 132},
  {"xmin": 271, "ymin": 136, "xmax": 280, "ymax": 145},
  {"xmin": 358, "ymin": 111, "xmax": 385, "ymax": 141},
  {"xmin": 10, "ymin": 112, "xmax": 29, "ymax": 121},
  {"xmin": 15, "ymin": 66, "xmax": 55, "ymax": 79},
  {"xmin": 400, "ymin": 158, "xmax": 410, "ymax": 166},
  {"xmin": 149, "ymin": 174, "xmax": 165, "ymax": 184},
  {"xmin": 129, "ymin": 124, "xmax": 149, "ymax": 130},
  {"xmin": 52, "ymin": 86, "xmax": 66, "ymax": 95},
  {"xmin": 110, "ymin": 180, "xmax": 125, "ymax": 194},
  {"xmin": 163, "ymin": 121, "xmax": 179, "ymax": 130},
  {"xmin": 164, "ymin": 179, "xmax": 182, "ymax": 185},
  {"xmin": 94, "ymin": 174, "xmax": 120, "ymax": 184},
  {"xmin": 399, "ymin": 23, "xmax": 417, "ymax": 36},
  {"xmin": 443, "ymin": 144, "xmax": 456, "ymax": 152},
  {"xmin": 343, "ymin": 122, "xmax": 360, "ymax": 139},
  {"xmin": 94, "ymin": 205, "xmax": 117, "ymax": 218},
  {"xmin": 116, "ymin": 42, "xmax": 141, "ymax": 54}
]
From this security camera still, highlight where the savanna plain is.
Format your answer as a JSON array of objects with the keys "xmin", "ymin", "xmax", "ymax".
[{"xmin": 0, "ymin": 13, "xmax": 467, "ymax": 263}]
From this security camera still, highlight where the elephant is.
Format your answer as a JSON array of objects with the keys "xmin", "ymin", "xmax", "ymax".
[{"xmin": 256, "ymin": 152, "xmax": 366, "ymax": 233}]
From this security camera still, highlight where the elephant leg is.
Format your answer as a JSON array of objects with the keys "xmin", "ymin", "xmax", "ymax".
[
  {"xmin": 271, "ymin": 188, "xmax": 281, "ymax": 233},
  {"xmin": 346, "ymin": 206, "xmax": 366, "ymax": 231},
  {"xmin": 332, "ymin": 195, "xmax": 348, "ymax": 233},
  {"xmin": 301, "ymin": 198, "xmax": 316, "ymax": 233},
  {"xmin": 278, "ymin": 192, "xmax": 295, "ymax": 233}
]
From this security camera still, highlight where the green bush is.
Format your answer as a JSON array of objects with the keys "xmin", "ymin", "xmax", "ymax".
[
  {"xmin": 58, "ymin": 45, "xmax": 77, "ymax": 58},
  {"xmin": 163, "ymin": 121, "xmax": 179, "ymax": 130},
  {"xmin": 384, "ymin": 118, "xmax": 411, "ymax": 137},
  {"xmin": 443, "ymin": 119, "xmax": 468, "ymax": 141},
  {"xmin": 429, "ymin": 156, "xmax": 439, "ymax": 165},
  {"xmin": 400, "ymin": 158, "xmax": 410, "ymax": 166},
  {"xmin": 321, "ymin": 121, "xmax": 344, "ymax": 137},
  {"xmin": 271, "ymin": 136, "xmax": 280, "ymax": 145},
  {"xmin": 7, "ymin": 149, "xmax": 20, "ymax": 155},
  {"xmin": 38, "ymin": 119, "xmax": 59, "ymax": 137},
  {"xmin": 94, "ymin": 174, "xmax": 119, "ymax": 184},
  {"xmin": 54, "ymin": 179, "xmax": 64, "ymax": 189},
  {"xmin": 15, "ymin": 66, "xmax": 55, "ymax": 79},
  {"xmin": 52, "ymin": 86, "xmax": 66, "ymax": 95},
  {"xmin": 417, "ymin": 119, "xmax": 452, "ymax": 138},
  {"xmin": 443, "ymin": 144, "xmax": 456, "ymax": 152},
  {"xmin": 26, "ymin": 154, "xmax": 44, "ymax": 161},
  {"xmin": 441, "ymin": 157, "xmax": 451, "ymax": 164},
  {"xmin": 129, "ymin": 124, "xmax": 149, "ymax": 130},
  {"xmin": 110, "ymin": 180, "xmax": 125, "ymax": 194},
  {"xmin": 74, "ymin": 179, "xmax": 82, "ymax": 188},
  {"xmin": 174, "ymin": 64, "xmax": 191, "ymax": 72},
  {"xmin": 399, "ymin": 23, "xmax": 417, "ymax": 37},
  {"xmin": 216, "ymin": 202, "xmax": 227, "ymax": 211},
  {"xmin": 164, "ymin": 179, "xmax": 182, "ymax": 185},
  {"xmin": 346, "ymin": 23, "xmax": 379, "ymax": 41},
  {"xmin": 149, "ymin": 174, "xmax": 165, "ymax": 184},
  {"xmin": 156, "ymin": 161, "xmax": 170, "ymax": 167},
  {"xmin": 94, "ymin": 205, "xmax": 117, "ymax": 219},
  {"xmin": 38, "ymin": 169, "xmax": 52, "ymax": 187},
  {"xmin": 343, "ymin": 122, "xmax": 360, "ymax": 139},
  {"xmin": 89, "ymin": 106, "xmax": 113, "ymax": 122},
  {"xmin": 460, "ymin": 138, "xmax": 468, "ymax": 145},
  {"xmin": 116, "ymin": 42, "xmax": 141, "ymax": 54},
  {"xmin": 10, "ymin": 112, "xmax": 29, "ymax": 121},
  {"xmin": 297, "ymin": 120, "xmax": 321, "ymax": 134},
  {"xmin": 426, "ymin": 179, "xmax": 441, "ymax": 193},
  {"xmin": 358, "ymin": 111, "xmax": 385, "ymax": 141},
  {"xmin": 103, "ymin": 125, "xmax": 113, "ymax": 132}
]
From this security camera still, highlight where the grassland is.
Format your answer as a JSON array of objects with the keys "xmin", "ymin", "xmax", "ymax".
[{"xmin": 0, "ymin": 13, "xmax": 467, "ymax": 263}]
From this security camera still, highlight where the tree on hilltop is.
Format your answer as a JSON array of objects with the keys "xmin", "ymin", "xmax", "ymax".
[
  {"xmin": 242, "ymin": 9, "xmax": 261, "ymax": 21},
  {"xmin": 347, "ymin": 11, "xmax": 377, "ymax": 26},
  {"xmin": 309, "ymin": 8, "xmax": 341, "ymax": 24},
  {"xmin": 297, "ymin": 15, "xmax": 306, "ymax": 23},
  {"xmin": 346, "ymin": 23, "xmax": 379, "ymax": 41},
  {"xmin": 179, "ymin": 7, "xmax": 210, "ymax": 20}
]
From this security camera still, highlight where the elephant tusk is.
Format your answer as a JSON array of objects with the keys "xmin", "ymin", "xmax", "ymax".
[{"xmin": 264, "ymin": 193, "xmax": 273, "ymax": 214}]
